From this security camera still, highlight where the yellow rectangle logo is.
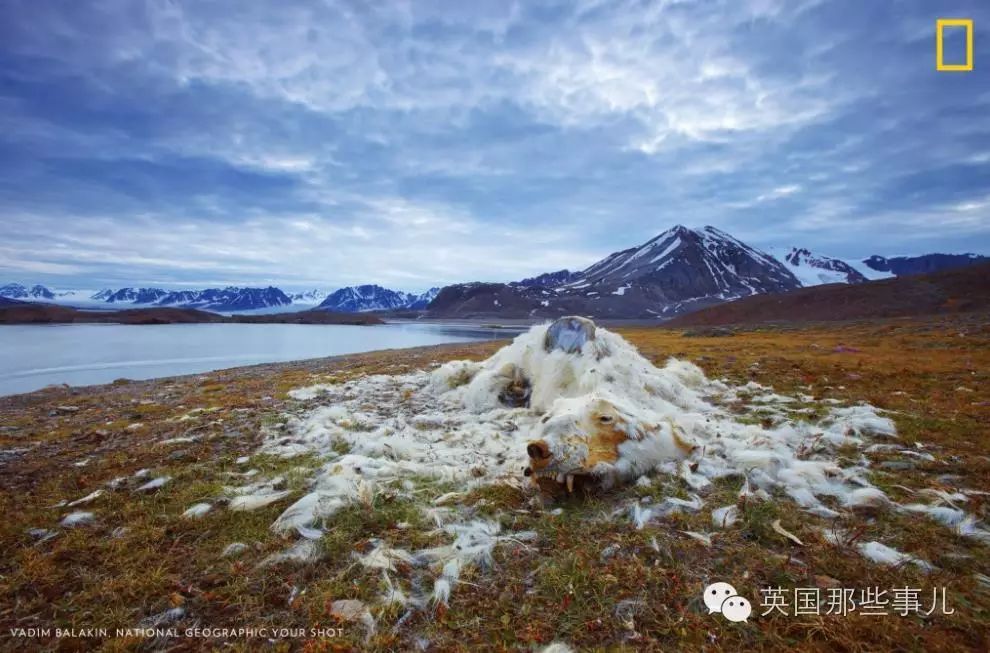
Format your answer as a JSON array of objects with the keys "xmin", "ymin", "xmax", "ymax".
[{"xmin": 936, "ymin": 18, "xmax": 974, "ymax": 71}]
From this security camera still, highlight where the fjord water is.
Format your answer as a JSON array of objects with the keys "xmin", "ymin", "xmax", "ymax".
[{"xmin": 0, "ymin": 322, "xmax": 517, "ymax": 396}]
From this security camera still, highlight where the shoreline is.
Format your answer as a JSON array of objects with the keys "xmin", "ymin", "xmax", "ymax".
[
  {"xmin": 0, "ymin": 339, "xmax": 512, "ymax": 402},
  {"xmin": 0, "ymin": 320, "xmax": 526, "ymax": 398}
]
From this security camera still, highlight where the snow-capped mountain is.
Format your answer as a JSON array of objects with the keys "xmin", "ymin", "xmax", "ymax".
[
  {"xmin": 406, "ymin": 287, "xmax": 441, "ymax": 310},
  {"xmin": 773, "ymin": 247, "xmax": 867, "ymax": 286},
  {"xmin": 289, "ymin": 289, "xmax": 331, "ymax": 304},
  {"xmin": 1, "ymin": 284, "xmax": 112, "ymax": 306},
  {"xmin": 0, "ymin": 283, "xmax": 55, "ymax": 300},
  {"xmin": 156, "ymin": 287, "xmax": 291, "ymax": 311},
  {"xmin": 86, "ymin": 286, "xmax": 291, "ymax": 311},
  {"xmin": 318, "ymin": 285, "xmax": 412, "ymax": 312},
  {"xmin": 566, "ymin": 225, "xmax": 799, "ymax": 298},
  {"xmin": 430, "ymin": 225, "xmax": 802, "ymax": 318},
  {"xmin": 316, "ymin": 285, "xmax": 442, "ymax": 312},
  {"xmin": 3, "ymin": 281, "xmax": 441, "ymax": 313},
  {"xmin": 101, "ymin": 287, "xmax": 170, "ymax": 304},
  {"xmin": 769, "ymin": 250, "xmax": 990, "ymax": 286}
]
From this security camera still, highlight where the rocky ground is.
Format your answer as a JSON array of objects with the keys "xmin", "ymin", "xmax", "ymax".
[{"xmin": 1, "ymin": 314, "xmax": 989, "ymax": 652}]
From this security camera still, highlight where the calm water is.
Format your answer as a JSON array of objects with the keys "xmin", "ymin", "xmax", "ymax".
[{"xmin": 0, "ymin": 322, "xmax": 522, "ymax": 397}]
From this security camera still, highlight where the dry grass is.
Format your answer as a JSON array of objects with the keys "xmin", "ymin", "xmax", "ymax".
[{"xmin": 0, "ymin": 315, "xmax": 988, "ymax": 651}]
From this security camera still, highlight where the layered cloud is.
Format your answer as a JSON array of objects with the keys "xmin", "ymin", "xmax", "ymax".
[{"xmin": 0, "ymin": 0, "xmax": 987, "ymax": 289}]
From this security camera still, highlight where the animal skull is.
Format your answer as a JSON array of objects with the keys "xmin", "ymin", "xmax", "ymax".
[{"xmin": 525, "ymin": 391, "xmax": 697, "ymax": 491}]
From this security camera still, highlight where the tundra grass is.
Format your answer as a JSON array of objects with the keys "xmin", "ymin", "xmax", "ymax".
[{"xmin": 0, "ymin": 315, "xmax": 987, "ymax": 651}]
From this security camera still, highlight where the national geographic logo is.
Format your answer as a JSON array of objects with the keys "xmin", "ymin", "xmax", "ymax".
[{"xmin": 936, "ymin": 18, "xmax": 974, "ymax": 72}]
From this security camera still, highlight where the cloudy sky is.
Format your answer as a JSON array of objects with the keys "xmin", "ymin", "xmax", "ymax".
[{"xmin": 1, "ymin": 0, "xmax": 988, "ymax": 292}]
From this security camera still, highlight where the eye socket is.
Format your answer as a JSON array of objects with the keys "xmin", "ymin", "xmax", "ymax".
[{"xmin": 598, "ymin": 415, "xmax": 614, "ymax": 424}]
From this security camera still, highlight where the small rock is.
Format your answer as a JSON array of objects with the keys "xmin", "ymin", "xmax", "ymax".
[
  {"xmin": 111, "ymin": 527, "xmax": 130, "ymax": 538},
  {"xmin": 600, "ymin": 544, "xmax": 621, "ymax": 561},
  {"xmin": 28, "ymin": 528, "xmax": 57, "ymax": 543},
  {"xmin": 139, "ymin": 607, "xmax": 185, "ymax": 628},
  {"xmin": 330, "ymin": 599, "xmax": 370, "ymax": 622},
  {"xmin": 879, "ymin": 460, "xmax": 916, "ymax": 471},
  {"xmin": 55, "ymin": 405, "xmax": 80, "ymax": 414},
  {"xmin": 125, "ymin": 423, "xmax": 145, "ymax": 432}
]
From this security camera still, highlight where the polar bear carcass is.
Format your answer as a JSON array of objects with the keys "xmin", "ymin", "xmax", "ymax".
[{"xmin": 434, "ymin": 316, "xmax": 702, "ymax": 492}]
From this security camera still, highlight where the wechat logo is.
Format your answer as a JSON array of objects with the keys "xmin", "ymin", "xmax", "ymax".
[{"xmin": 704, "ymin": 582, "xmax": 752, "ymax": 623}]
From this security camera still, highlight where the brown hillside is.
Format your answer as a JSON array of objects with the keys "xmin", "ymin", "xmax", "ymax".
[{"xmin": 667, "ymin": 261, "xmax": 990, "ymax": 327}]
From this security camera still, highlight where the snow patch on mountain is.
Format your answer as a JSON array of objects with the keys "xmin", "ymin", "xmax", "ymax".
[
  {"xmin": 0, "ymin": 283, "xmax": 55, "ymax": 300},
  {"xmin": 771, "ymin": 248, "xmax": 868, "ymax": 286},
  {"xmin": 290, "ymin": 289, "xmax": 331, "ymax": 304},
  {"xmin": 844, "ymin": 260, "xmax": 895, "ymax": 281}
]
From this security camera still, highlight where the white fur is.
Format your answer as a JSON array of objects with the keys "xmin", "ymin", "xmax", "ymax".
[
  {"xmin": 60, "ymin": 511, "xmax": 95, "ymax": 527},
  {"xmin": 182, "ymin": 502, "xmax": 212, "ymax": 518},
  {"xmin": 237, "ymin": 321, "xmax": 989, "ymax": 594}
]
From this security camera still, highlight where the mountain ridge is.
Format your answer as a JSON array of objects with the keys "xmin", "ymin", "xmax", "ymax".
[
  {"xmin": 4, "ymin": 233, "xmax": 987, "ymax": 316},
  {"xmin": 428, "ymin": 225, "xmax": 803, "ymax": 319}
]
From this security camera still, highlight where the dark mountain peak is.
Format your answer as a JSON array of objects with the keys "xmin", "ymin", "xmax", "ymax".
[
  {"xmin": 786, "ymin": 247, "xmax": 812, "ymax": 264},
  {"xmin": 863, "ymin": 253, "xmax": 990, "ymax": 276},
  {"xmin": 429, "ymin": 225, "xmax": 802, "ymax": 319},
  {"xmin": 29, "ymin": 284, "xmax": 55, "ymax": 299},
  {"xmin": 513, "ymin": 269, "xmax": 577, "ymax": 288}
]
